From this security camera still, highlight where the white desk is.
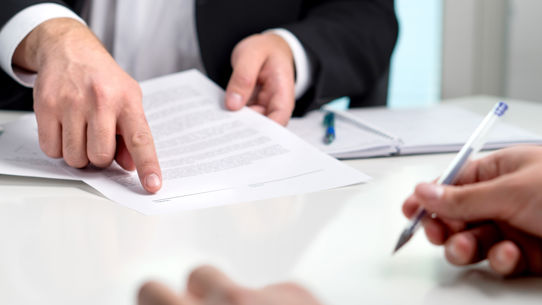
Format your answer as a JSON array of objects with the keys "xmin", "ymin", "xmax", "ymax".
[{"xmin": 1, "ymin": 96, "xmax": 541, "ymax": 305}]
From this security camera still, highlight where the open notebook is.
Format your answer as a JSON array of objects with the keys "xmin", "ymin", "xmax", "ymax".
[{"xmin": 287, "ymin": 105, "xmax": 542, "ymax": 159}]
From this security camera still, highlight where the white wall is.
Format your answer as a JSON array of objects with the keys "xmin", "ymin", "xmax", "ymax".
[
  {"xmin": 442, "ymin": 0, "xmax": 542, "ymax": 103},
  {"xmin": 441, "ymin": 0, "xmax": 507, "ymax": 99},
  {"xmin": 506, "ymin": 0, "xmax": 542, "ymax": 102}
]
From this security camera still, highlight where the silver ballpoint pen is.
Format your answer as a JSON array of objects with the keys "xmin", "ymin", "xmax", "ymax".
[{"xmin": 393, "ymin": 102, "xmax": 509, "ymax": 254}]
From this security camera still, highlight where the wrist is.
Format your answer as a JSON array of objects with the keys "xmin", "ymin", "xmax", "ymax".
[
  {"xmin": 13, "ymin": 18, "xmax": 96, "ymax": 71},
  {"xmin": 264, "ymin": 33, "xmax": 295, "ymax": 68}
]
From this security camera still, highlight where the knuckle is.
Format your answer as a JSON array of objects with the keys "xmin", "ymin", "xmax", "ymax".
[
  {"xmin": 129, "ymin": 81, "xmax": 143, "ymax": 98},
  {"xmin": 63, "ymin": 142, "xmax": 88, "ymax": 168},
  {"xmin": 120, "ymin": 80, "xmax": 143, "ymax": 103},
  {"xmin": 233, "ymin": 73, "xmax": 255, "ymax": 90},
  {"xmin": 91, "ymin": 85, "xmax": 116, "ymax": 111},
  {"xmin": 64, "ymin": 154, "xmax": 89, "ymax": 168},
  {"xmin": 35, "ymin": 93, "xmax": 57, "ymax": 113},
  {"xmin": 91, "ymin": 81, "xmax": 112, "ymax": 102},
  {"xmin": 129, "ymin": 130, "xmax": 153, "ymax": 148},
  {"xmin": 89, "ymin": 152, "xmax": 114, "ymax": 168}
]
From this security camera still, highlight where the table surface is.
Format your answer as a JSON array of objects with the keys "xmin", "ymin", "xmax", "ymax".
[{"xmin": 1, "ymin": 96, "xmax": 542, "ymax": 305}]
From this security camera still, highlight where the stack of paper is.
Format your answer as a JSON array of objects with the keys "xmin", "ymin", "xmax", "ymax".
[{"xmin": 0, "ymin": 71, "xmax": 369, "ymax": 214}]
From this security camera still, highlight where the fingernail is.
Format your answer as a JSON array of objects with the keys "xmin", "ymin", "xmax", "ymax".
[
  {"xmin": 226, "ymin": 92, "xmax": 243, "ymax": 109},
  {"xmin": 418, "ymin": 183, "xmax": 444, "ymax": 200},
  {"xmin": 446, "ymin": 241, "xmax": 460, "ymax": 262},
  {"xmin": 495, "ymin": 245, "xmax": 515, "ymax": 273},
  {"xmin": 145, "ymin": 173, "xmax": 161, "ymax": 190},
  {"xmin": 496, "ymin": 248, "xmax": 509, "ymax": 267}
]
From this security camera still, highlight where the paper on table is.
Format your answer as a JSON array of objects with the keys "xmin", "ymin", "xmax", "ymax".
[
  {"xmin": 0, "ymin": 70, "xmax": 369, "ymax": 214},
  {"xmin": 0, "ymin": 116, "xmax": 77, "ymax": 181}
]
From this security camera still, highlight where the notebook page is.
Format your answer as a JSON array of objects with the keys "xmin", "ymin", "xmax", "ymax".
[
  {"xmin": 288, "ymin": 110, "xmax": 397, "ymax": 158},
  {"xmin": 348, "ymin": 106, "xmax": 542, "ymax": 155}
]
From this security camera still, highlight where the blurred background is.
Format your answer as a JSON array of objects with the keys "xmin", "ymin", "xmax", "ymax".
[{"xmin": 388, "ymin": 0, "xmax": 542, "ymax": 108}]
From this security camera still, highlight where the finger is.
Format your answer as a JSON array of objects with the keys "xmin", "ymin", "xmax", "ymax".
[
  {"xmin": 115, "ymin": 135, "xmax": 135, "ymax": 171},
  {"xmin": 265, "ymin": 91, "xmax": 294, "ymax": 126},
  {"xmin": 402, "ymin": 194, "xmax": 420, "ymax": 218},
  {"xmin": 118, "ymin": 111, "xmax": 162, "ymax": 193},
  {"xmin": 494, "ymin": 223, "xmax": 542, "ymax": 276},
  {"xmin": 422, "ymin": 217, "xmax": 449, "ymax": 245},
  {"xmin": 248, "ymin": 104, "xmax": 266, "ymax": 115},
  {"xmin": 87, "ymin": 112, "xmax": 116, "ymax": 168},
  {"xmin": 36, "ymin": 114, "xmax": 62, "ymax": 158},
  {"xmin": 413, "ymin": 180, "xmax": 519, "ymax": 223},
  {"xmin": 225, "ymin": 41, "xmax": 267, "ymax": 111},
  {"xmin": 187, "ymin": 265, "xmax": 239, "ymax": 300},
  {"xmin": 488, "ymin": 241, "xmax": 522, "ymax": 276},
  {"xmin": 138, "ymin": 281, "xmax": 184, "ymax": 305},
  {"xmin": 444, "ymin": 223, "xmax": 501, "ymax": 266},
  {"xmin": 62, "ymin": 114, "xmax": 89, "ymax": 168}
]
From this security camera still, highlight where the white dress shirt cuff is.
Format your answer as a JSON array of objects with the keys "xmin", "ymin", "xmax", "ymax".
[
  {"xmin": 267, "ymin": 28, "xmax": 313, "ymax": 99},
  {"xmin": 0, "ymin": 3, "xmax": 86, "ymax": 87}
]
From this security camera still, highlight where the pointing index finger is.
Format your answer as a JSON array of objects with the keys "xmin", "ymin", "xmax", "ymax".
[{"xmin": 118, "ymin": 110, "xmax": 162, "ymax": 193}]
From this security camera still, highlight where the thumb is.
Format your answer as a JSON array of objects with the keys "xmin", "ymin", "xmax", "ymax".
[
  {"xmin": 187, "ymin": 265, "xmax": 240, "ymax": 299},
  {"xmin": 414, "ymin": 181, "xmax": 516, "ymax": 223},
  {"xmin": 225, "ymin": 38, "xmax": 266, "ymax": 111}
]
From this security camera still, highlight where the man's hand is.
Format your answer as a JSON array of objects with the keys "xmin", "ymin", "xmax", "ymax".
[
  {"xmin": 138, "ymin": 265, "xmax": 323, "ymax": 305},
  {"xmin": 402, "ymin": 146, "xmax": 542, "ymax": 276},
  {"xmin": 13, "ymin": 18, "xmax": 162, "ymax": 193},
  {"xmin": 225, "ymin": 33, "xmax": 296, "ymax": 126}
]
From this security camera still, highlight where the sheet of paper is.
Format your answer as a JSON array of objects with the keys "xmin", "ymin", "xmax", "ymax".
[
  {"xmin": 0, "ymin": 116, "xmax": 78, "ymax": 181},
  {"xmin": 0, "ymin": 70, "xmax": 369, "ymax": 214}
]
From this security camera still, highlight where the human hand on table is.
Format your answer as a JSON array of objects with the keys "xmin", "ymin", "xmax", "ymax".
[
  {"xmin": 225, "ymin": 33, "xmax": 296, "ymax": 126},
  {"xmin": 138, "ymin": 265, "xmax": 323, "ymax": 305},
  {"xmin": 402, "ymin": 146, "xmax": 542, "ymax": 276},
  {"xmin": 13, "ymin": 18, "xmax": 162, "ymax": 193}
]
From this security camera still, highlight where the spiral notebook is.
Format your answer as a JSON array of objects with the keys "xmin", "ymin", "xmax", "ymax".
[{"xmin": 287, "ymin": 105, "xmax": 542, "ymax": 159}]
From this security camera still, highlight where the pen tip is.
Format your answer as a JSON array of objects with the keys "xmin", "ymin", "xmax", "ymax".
[{"xmin": 393, "ymin": 230, "xmax": 413, "ymax": 255}]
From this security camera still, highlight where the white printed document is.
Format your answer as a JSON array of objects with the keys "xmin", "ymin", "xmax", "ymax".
[{"xmin": 0, "ymin": 70, "xmax": 369, "ymax": 214}]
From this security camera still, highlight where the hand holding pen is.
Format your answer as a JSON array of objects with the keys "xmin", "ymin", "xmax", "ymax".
[
  {"xmin": 394, "ymin": 102, "xmax": 509, "ymax": 253},
  {"xmin": 402, "ymin": 145, "xmax": 542, "ymax": 276}
]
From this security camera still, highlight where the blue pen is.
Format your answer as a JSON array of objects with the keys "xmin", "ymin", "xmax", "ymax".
[
  {"xmin": 393, "ymin": 102, "xmax": 509, "ymax": 254},
  {"xmin": 323, "ymin": 112, "xmax": 335, "ymax": 144}
]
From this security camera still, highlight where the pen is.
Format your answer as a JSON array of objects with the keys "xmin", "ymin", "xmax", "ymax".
[
  {"xmin": 322, "ymin": 106, "xmax": 402, "ymax": 144},
  {"xmin": 393, "ymin": 101, "xmax": 509, "ymax": 254},
  {"xmin": 323, "ymin": 112, "xmax": 335, "ymax": 144}
]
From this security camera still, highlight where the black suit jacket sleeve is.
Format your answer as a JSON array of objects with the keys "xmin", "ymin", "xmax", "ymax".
[
  {"xmin": 284, "ymin": 0, "xmax": 398, "ymax": 114},
  {"xmin": 1, "ymin": 1, "xmax": 77, "ymax": 110}
]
